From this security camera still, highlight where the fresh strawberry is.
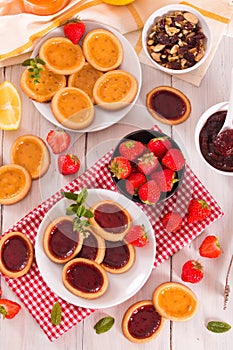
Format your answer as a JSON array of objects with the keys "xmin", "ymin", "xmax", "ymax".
[
  {"xmin": 125, "ymin": 172, "xmax": 147, "ymax": 195},
  {"xmin": 46, "ymin": 129, "xmax": 71, "ymax": 154},
  {"xmin": 109, "ymin": 156, "xmax": 132, "ymax": 179},
  {"xmin": 147, "ymin": 137, "xmax": 172, "ymax": 159},
  {"xmin": 151, "ymin": 168, "xmax": 178, "ymax": 192},
  {"xmin": 162, "ymin": 148, "xmax": 185, "ymax": 171},
  {"xmin": 125, "ymin": 224, "xmax": 148, "ymax": 247},
  {"xmin": 181, "ymin": 260, "xmax": 204, "ymax": 284},
  {"xmin": 63, "ymin": 19, "xmax": 85, "ymax": 44},
  {"xmin": 137, "ymin": 152, "xmax": 159, "ymax": 175},
  {"xmin": 199, "ymin": 235, "xmax": 222, "ymax": 258},
  {"xmin": 138, "ymin": 180, "xmax": 160, "ymax": 204},
  {"xmin": 58, "ymin": 154, "xmax": 80, "ymax": 175},
  {"xmin": 187, "ymin": 199, "xmax": 211, "ymax": 224},
  {"xmin": 0, "ymin": 299, "xmax": 21, "ymax": 319},
  {"xmin": 118, "ymin": 140, "xmax": 145, "ymax": 161},
  {"xmin": 161, "ymin": 211, "xmax": 183, "ymax": 232}
]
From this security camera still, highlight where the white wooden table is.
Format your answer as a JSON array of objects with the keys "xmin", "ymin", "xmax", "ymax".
[{"xmin": 1, "ymin": 34, "xmax": 233, "ymax": 350}]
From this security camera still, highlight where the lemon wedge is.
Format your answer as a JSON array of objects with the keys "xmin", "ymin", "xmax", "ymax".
[
  {"xmin": 102, "ymin": 0, "xmax": 135, "ymax": 5},
  {"xmin": 0, "ymin": 80, "xmax": 21, "ymax": 130}
]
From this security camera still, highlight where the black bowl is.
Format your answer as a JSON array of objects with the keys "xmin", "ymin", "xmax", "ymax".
[{"xmin": 110, "ymin": 129, "xmax": 185, "ymax": 204}]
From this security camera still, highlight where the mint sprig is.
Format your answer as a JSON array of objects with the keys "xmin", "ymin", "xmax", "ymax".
[
  {"xmin": 61, "ymin": 188, "xmax": 94, "ymax": 236},
  {"xmin": 22, "ymin": 58, "xmax": 45, "ymax": 84}
]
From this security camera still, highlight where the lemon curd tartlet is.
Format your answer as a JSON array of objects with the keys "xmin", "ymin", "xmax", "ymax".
[
  {"xmin": 39, "ymin": 36, "xmax": 85, "ymax": 75},
  {"xmin": 0, "ymin": 231, "xmax": 34, "ymax": 278}
]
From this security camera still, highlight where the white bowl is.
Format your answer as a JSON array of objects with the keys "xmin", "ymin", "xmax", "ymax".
[
  {"xmin": 142, "ymin": 4, "xmax": 212, "ymax": 75},
  {"xmin": 195, "ymin": 101, "xmax": 233, "ymax": 176}
]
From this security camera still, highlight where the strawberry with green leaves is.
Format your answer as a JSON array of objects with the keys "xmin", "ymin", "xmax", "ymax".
[
  {"xmin": 125, "ymin": 224, "xmax": 148, "ymax": 247},
  {"xmin": 63, "ymin": 18, "xmax": 86, "ymax": 44},
  {"xmin": 125, "ymin": 172, "xmax": 146, "ymax": 195},
  {"xmin": 137, "ymin": 152, "xmax": 158, "ymax": 175},
  {"xmin": 46, "ymin": 129, "xmax": 70, "ymax": 154},
  {"xmin": 109, "ymin": 156, "xmax": 132, "ymax": 180},
  {"xmin": 147, "ymin": 136, "xmax": 172, "ymax": 159},
  {"xmin": 138, "ymin": 180, "xmax": 160, "ymax": 205},
  {"xmin": 187, "ymin": 198, "xmax": 211, "ymax": 224},
  {"xmin": 162, "ymin": 148, "xmax": 185, "ymax": 171},
  {"xmin": 161, "ymin": 211, "xmax": 183, "ymax": 232},
  {"xmin": 151, "ymin": 168, "xmax": 178, "ymax": 192},
  {"xmin": 199, "ymin": 235, "xmax": 222, "ymax": 258},
  {"xmin": 0, "ymin": 299, "xmax": 21, "ymax": 319},
  {"xmin": 58, "ymin": 154, "xmax": 80, "ymax": 175},
  {"xmin": 181, "ymin": 260, "xmax": 204, "ymax": 284},
  {"xmin": 118, "ymin": 140, "xmax": 145, "ymax": 161}
]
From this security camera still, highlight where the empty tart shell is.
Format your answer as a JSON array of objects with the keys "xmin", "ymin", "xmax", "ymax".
[
  {"xmin": 10, "ymin": 134, "xmax": 50, "ymax": 179},
  {"xmin": 20, "ymin": 64, "xmax": 66, "ymax": 102},
  {"xmin": 43, "ymin": 216, "xmax": 83, "ymax": 264},
  {"xmin": 93, "ymin": 70, "xmax": 138, "ymax": 110},
  {"xmin": 0, "ymin": 164, "xmax": 32, "ymax": 205},
  {"xmin": 68, "ymin": 62, "xmax": 103, "ymax": 104},
  {"xmin": 89, "ymin": 200, "xmax": 132, "ymax": 241},
  {"xmin": 51, "ymin": 87, "xmax": 95, "ymax": 130},
  {"xmin": 62, "ymin": 257, "xmax": 108, "ymax": 299},
  {"xmin": 122, "ymin": 300, "xmax": 164, "ymax": 343},
  {"xmin": 101, "ymin": 240, "xmax": 135, "ymax": 274},
  {"xmin": 82, "ymin": 28, "xmax": 123, "ymax": 72},
  {"xmin": 152, "ymin": 282, "xmax": 198, "ymax": 322},
  {"xmin": 0, "ymin": 231, "xmax": 34, "ymax": 278},
  {"xmin": 146, "ymin": 86, "xmax": 191, "ymax": 125},
  {"xmin": 39, "ymin": 36, "xmax": 85, "ymax": 75},
  {"xmin": 76, "ymin": 227, "xmax": 106, "ymax": 264}
]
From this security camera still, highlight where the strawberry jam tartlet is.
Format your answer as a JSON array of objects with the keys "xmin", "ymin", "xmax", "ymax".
[
  {"xmin": 62, "ymin": 257, "xmax": 108, "ymax": 299},
  {"xmin": 43, "ymin": 216, "xmax": 83, "ymax": 264},
  {"xmin": 122, "ymin": 300, "xmax": 164, "ymax": 343},
  {"xmin": 76, "ymin": 227, "xmax": 106, "ymax": 264},
  {"xmin": 0, "ymin": 232, "xmax": 34, "ymax": 278},
  {"xmin": 89, "ymin": 200, "xmax": 132, "ymax": 241}
]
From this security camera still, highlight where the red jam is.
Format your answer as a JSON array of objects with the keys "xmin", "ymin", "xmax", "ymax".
[
  {"xmin": 199, "ymin": 111, "xmax": 233, "ymax": 171},
  {"xmin": 149, "ymin": 90, "xmax": 187, "ymax": 121},
  {"xmin": 48, "ymin": 219, "xmax": 79, "ymax": 259},
  {"xmin": 2, "ymin": 235, "xmax": 30, "ymax": 272},
  {"xmin": 128, "ymin": 304, "xmax": 162, "ymax": 339},
  {"xmin": 94, "ymin": 203, "xmax": 128, "ymax": 233},
  {"xmin": 102, "ymin": 240, "xmax": 130, "ymax": 269},
  {"xmin": 66, "ymin": 261, "xmax": 103, "ymax": 293},
  {"xmin": 77, "ymin": 230, "xmax": 98, "ymax": 261}
]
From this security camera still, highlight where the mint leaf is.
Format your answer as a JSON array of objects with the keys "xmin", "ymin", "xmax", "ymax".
[
  {"xmin": 51, "ymin": 302, "xmax": 62, "ymax": 326},
  {"xmin": 207, "ymin": 321, "xmax": 231, "ymax": 333},
  {"xmin": 61, "ymin": 191, "xmax": 79, "ymax": 201},
  {"xmin": 22, "ymin": 58, "xmax": 45, "ymax": 84},
  {"xmin": 94, "ymin": 316, "xmax": 115, "ymax": 334}
]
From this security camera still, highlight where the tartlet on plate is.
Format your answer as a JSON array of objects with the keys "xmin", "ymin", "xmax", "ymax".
[
  {"xmin": 76, "ymin": 227, "xmax": 106, "ymax": 264},
  {"xmin": 0, "ymin": 231, "xmax": 34, "ymax": 278}
]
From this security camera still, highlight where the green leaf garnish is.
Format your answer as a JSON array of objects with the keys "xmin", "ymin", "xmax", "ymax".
[
  {"xmin": 51, "ymin": 302, "xmax": 62, "ymax": 326},
  {"xmin": 207, "ymin": 321, "xmax": 231, "ymax": 333},
  {"xmin": 22, "ymin": 58, "xmax": 45, "ymax": 84},
  {"xmin": 94, "ymin": 316, "xmax": 115, "ymax": 334},
  {"xmin": 0, "ymin": 305, "xmax": 7, "ymax": 319}
]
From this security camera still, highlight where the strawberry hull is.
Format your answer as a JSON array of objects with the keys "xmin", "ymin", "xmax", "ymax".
[{"xmin": 110, "ymin": 129, "xmax": 185, "ymax": 205}]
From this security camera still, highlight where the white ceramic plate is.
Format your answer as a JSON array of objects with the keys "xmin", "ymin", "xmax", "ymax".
[
  {"xmin": 35, "ymin": 189, "xmax": 156, "ymax": 309},
  {"xmin": 31, "ymin": 20, "xmax": 142, "ymax": 132}
]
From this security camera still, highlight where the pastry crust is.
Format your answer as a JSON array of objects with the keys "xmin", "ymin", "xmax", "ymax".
[
  {"xmin": 39, "ymin": 36, "xmax": 85, "ymax": 75},
  {"xmin": 93, "ymin": 70, "xmax": 138, "ymax": 110},
  {"xmin": 43, "ymin": 216, "xmax": 83, "ymax": 264},
  {"xmin": 20, "ymin": 64, "xmax": 66, "ymax": 102},
  {"xmin": 146, "ymin": 86, "xmax": 191, "ymax": 125},
  {"xmin": 152, "ymin": 282, "xmax": 198, "ymax": 321},
  {"xmin": 76, "ymin": 227, "xmax": 106, "ymax": 264},
  {"xmin": 89, "ymin": 200, "xmax": 132, "ymax": 241},
  {"xmin": 101, "ymin": 240, "xmax": 135, "ymax": 274},
  {"xmin": 0, "ymin": 164, "xmax": 32, "ymax": 205},
  {"xmin": 10, "ymin": 134, "xmax": 50, "ymax": 179},
  {"xmin": 62, "ymin": 257, "xmax": 108, "ymax": 299},
  {"xmin": 82, "ymin": 28, "xmax": 123, "ymax": 72},
  {"xmin": 122, "ymin": 300, "xmax": 164, "ymax": 343},
  {"xmin": 51, "ymin": 87, "xmax": 95, "ymax": 130},
  {"xmin": 0, "ymin": 231, "xmax": 34, "ymax": 278}
]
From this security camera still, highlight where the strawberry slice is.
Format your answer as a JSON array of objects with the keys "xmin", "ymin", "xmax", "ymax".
[
  {"xmin": 199, "ymin": 235, "xmax": 222, "ymax": 258},
  {"xmin": 0, "ymin": 299, "xmax": 21, "ymax": 319},
  {"xmin": 125, "ymin": 224, "xmax": 148, "ymax": 247},
  {"xmin": 46, "ymin": 129, "xmax": 71, "ymax": 154}
]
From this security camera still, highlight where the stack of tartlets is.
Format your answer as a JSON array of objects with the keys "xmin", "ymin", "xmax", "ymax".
[{"xmin": 20, "ymin": 27, "xmax": 138, "ymax": 131}]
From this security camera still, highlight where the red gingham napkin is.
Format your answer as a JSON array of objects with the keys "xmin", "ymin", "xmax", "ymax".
[{"xmin": 2, "ymin": 128, "xmax": 224, "ymax": 341}]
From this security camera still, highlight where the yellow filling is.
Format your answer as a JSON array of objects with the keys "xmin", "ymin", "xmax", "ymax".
[
  {"xmin": 13, "ymin": 140, "xmax": 43, "ymax": 177},
  {"xmin": 97, "ymin": 74, "xmax": 132, "ymax": 102},
  {"xmin": 158, "ymin": 286, "xmax": 197, "ymax": 318},
  {"xmin": 44, "ymin": 41, "xmax": 83, "ymax": 69},
  {"xmin": 0, "ymin": 169, "xmax": 26, "ymax": 199},
  {"xmin": 26, "ymin": 67, "xmax": 64, "ymax": 94},
  {"xmin": 87, "ymin": 34, "xmax": 119, "ymax": 68},
  {"xmin": 71, "ymin": 65, "xmax": 102, "ymax": 99},
  {"xmin": 57, "ymin": 90, "xmax": 92, "ymax": 122}
]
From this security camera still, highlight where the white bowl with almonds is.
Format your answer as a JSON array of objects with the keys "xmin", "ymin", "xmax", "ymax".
[{"xmin": 142, "ymin": 4, "xmax": 212, "ymax": 75}]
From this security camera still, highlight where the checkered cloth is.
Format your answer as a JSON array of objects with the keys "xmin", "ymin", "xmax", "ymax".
[{"xmin": 2, "ymin": 130, "xmax": 224, "ymax": 341}]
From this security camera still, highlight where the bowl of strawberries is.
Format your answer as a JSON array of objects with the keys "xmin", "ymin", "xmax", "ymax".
[{"xmin": 109, "ymin": 129, "xmax": 186, "ymax": 205}]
